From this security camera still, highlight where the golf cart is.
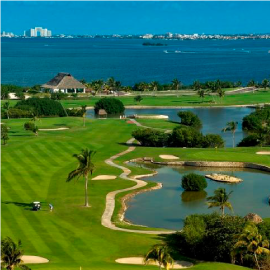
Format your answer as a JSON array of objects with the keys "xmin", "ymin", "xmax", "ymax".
[{"xmin": 32, "ymin": 201, "xmax": 41, "ymax": 211}]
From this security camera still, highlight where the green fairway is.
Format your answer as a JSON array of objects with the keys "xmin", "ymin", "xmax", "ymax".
[
  {"xmin": 61, "ymin": 89, "xmax": 270, "ymax": 108},
  {"xmin": 2, "ymin": 89, "xmax": 270, "ymax": 109},
  {"xmin": 134, "ymin": 118, "xmax": 180, "ymax": 130},
  {"xmin": 2, "ymin": 117, "xmax": 269, "ymax": 269}
]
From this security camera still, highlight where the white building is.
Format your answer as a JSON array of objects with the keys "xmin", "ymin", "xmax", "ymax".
[
  {"xmin": 142, "ymin": 34, "xmax": 154, "ymax": 39},
  {"xmin": 1, "ymin": 31, "xmax": 15, "ymax": 37},
  {"xmin": 24, "ymin": 27, "xmax": 52, "ymax": 37},
  {"xmin": 42, "ymin": 73, "xmax": 86, "ymax": 93}
]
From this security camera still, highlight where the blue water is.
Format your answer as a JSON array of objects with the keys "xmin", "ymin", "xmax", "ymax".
[
  {"xmin": 125, "ymin": 164, "xmax": 270, "ymax": 230},
  {"xmin": 2, "ymin": 38, "xmax": 270, "ymax": 86},
  {"xmin": 87, "ymin": 107, "xmax": 253, "ymax": 147}
]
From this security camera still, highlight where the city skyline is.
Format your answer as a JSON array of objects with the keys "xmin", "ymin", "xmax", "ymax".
[{"xmin": 2, "ymin": 1, "xmax": 270, "ymax": 35}]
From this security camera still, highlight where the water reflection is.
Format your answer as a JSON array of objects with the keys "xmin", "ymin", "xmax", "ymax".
[
  {"xmin": 125, "ymin": 164, "xmax": 270, "ymax": 230},
  {"xmin": 181, "ymin": 190, "xmax": 207, "ymax": 203}
]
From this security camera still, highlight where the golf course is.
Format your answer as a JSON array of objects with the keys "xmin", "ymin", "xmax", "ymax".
[{"xmin": 2, "ymin": 114, "xmax": 270, "ymax": 270}]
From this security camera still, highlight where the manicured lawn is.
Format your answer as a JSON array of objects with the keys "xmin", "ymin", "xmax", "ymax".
[
  {"xmin": 135, "ymin": 119, "xmax": 180, "ymax": 130},
  {"xmin": 2, "ymin": 117, "xmax": 267, "ymax": 269},
  {"xmin": 2, "ymin": 89, "xmax": 270, "ymax": 109},
  {"xmin": 61, "ymin": 90, "xmax": 270, "ymax": 108}
]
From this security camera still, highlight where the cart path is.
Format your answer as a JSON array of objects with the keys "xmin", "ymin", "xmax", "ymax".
[{"xmin": 102, "ymin": 137, "xmax": 175, "ymax": 234}]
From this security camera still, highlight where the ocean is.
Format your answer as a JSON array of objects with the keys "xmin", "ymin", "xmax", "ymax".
[{"xmin": 1, "ymin": 38, "xmax": 270, "ymax": 86}]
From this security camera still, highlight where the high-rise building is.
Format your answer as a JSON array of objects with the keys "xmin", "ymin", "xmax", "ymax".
[{"xmin": 24, "ymin": 27, "xmax": 52, "ymax": 37}]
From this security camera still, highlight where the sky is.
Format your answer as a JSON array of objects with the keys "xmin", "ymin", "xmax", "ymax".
[{"xmin": 1, "ymin": 1, "xmax": 270, "ymax": 35}]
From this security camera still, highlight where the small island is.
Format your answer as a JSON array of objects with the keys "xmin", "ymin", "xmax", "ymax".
[
  {"xmin": 205, "ymin": 173, "xmax": 243, "ymax": 183},
  {"xmin": 142, "ymin": 42, "xmax": 167, "ymax": 46}
]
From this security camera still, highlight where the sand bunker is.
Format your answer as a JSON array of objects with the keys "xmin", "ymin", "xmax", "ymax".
[
  {"xmin": 116, "ymin": 257, "xmax": 193, "ymax": 269},
  {"xmin": 159, "ymin": 155, "xmax": 179, "ymax": 160},
  {"xmin": 22, "ymin": 255, "xmax": 49, "ymax": 264},
  {"xmin": 92, "ymin": 175, "xmax": 117, "ymax": 180},
  {"xmin": 256, "ymin": 151, "xmax": 270, "ymax": 155},
  {"xmin": 39, "ymin": 128, "xmax": 69, "ymax": 131},
  {"xmin": 135, "ymin": 115, "xmax": 169, "ymax": 119}
]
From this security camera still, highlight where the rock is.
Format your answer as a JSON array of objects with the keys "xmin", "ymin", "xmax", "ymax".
[{"xmin": 244, "ymin": 213, "xmax": 263, "ymax": 224}]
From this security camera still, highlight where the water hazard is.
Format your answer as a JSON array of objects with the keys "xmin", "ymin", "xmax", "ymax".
[{"xmin": 125, "ymin": 163, "xmax": 270, "ymax": 230}]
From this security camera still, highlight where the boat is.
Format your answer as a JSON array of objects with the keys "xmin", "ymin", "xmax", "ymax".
[{"xmin": 163, "ymin": 50, "xmax": 168, "ymax": 53}]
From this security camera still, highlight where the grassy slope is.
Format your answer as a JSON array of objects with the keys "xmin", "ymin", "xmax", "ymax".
[{"xmin": 2, "ymin": 117, "xmax": 269, "ymax": 269}]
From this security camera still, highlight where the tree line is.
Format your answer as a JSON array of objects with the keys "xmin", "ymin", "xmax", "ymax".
[{"xmin": 1, "ymin": 76, "xmax": 270, "ymax": 100}]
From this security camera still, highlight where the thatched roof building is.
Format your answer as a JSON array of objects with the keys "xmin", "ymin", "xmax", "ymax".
[
  {"xmin": 98, "ymin": 109, "xmax": 107, "ymax": 118},
  {"xmin": 42, "ymin": 73, "xmax": 86, "ymax": 93}
]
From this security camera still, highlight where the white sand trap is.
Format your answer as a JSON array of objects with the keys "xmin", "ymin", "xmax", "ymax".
[
  {"xmin": 92, "ymin": 175, "xmax": 117, "ymax": 180},
  {"xmin": 39, "ymin": 128, "xmax": 69, "ymax": 131},
  {"xmin": 22, "ymin": 255, "xmax": 49, "ymax": 264},
  {"xmin": 159, "ymin": 155, "xmax": 179, "ymax": 160},
  {"xmin": 116, "ymin": 257, "xmax": 193, "ymax": 269},
  {"xmin": 256, "ymin": 151, "xmax": 270, "ymax": 155}
]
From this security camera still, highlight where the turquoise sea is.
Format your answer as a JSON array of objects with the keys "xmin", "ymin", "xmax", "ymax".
[{"xmin": 1, "ymin": 38, "xmax": 270, "ymax": 86}]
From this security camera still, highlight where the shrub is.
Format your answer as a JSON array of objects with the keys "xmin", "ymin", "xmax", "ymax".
[
  {"xmin": 203, "ymin": 134, "xmax": 224, "ymax": 148},
  {"xmin": 66, "ymin": 108, "xmax": 84, "ymax": 117},
  {"xmin": 51, "ymin": 92, "xmax": 69, "ymax": 100},
  {"xmin": 177, "ymin": 111, "xmax": 202, "ymax": 129},
  {"xmin": 2, "ymin": 108, "xmax": 33, "ymax": 119},
  {"xmin": 134, "ymin": 95, "xmax": 143, "ymax": 103},
  {"xmin": 15, "ymin": 98, "xmax": 66, "ymax": 117},
  {"xmin": 170, "ymin": 213, "xmax": 247, "ymax": 263},
  {"xmin": 24, "ymin": 122, "xmax": 38, "ymax": 135},
  {"xmin": 181, "ymin": 173, "xmax": 207, "ymax": 191},
  {"xmin": 169, "ymin": 126, "xmax": 204, "ymax": 147},
  {"xmin": 242, "ymin": 106, "xmax": 270, "ymax": 132},
  {"xmin": 237, "ymin": 134, "xmax": 261, "ymax": 147},
  {"xmin": 132, "ymin": 128, "xmax": 168, "ymax": 147},
  {"xmin": 94, "ymin": 98, "xmax": 125, "ymax": 115}
]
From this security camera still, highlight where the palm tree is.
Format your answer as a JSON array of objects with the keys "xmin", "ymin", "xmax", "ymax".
[
  {"xmin": 232, "ymin": 224, "xmax": 270, "ymax": 269},
  {"xmin": 150, "ymin": 81, "xmax": 159, "ymax": 96},
  {"xmin": 1, "ymin": 237, "xmax": 30, "ymax": 270},
  {"xmin": 222, "ymin": 121, "xmax": 238, "ymax": 148},
  {"xmin": 197, "ymin": 89, "xmax": 205, "ymax": 102},
  {"xmin": 81, "ymin": 105, "xmax": 87, "ymax": 127},
  {"xmin": 172, "ymin": 78, "xmax": 181, "ymax": 97},
  {"xmin": 217, "ymin": 88, "xmax": 225, "ymax": 101},
  {"xmin": 207, "ymin": 188, "xmax": 233, "ymax": 216},
  {"xmin": 144, "ymin": 244, "xmax": 174, "ymax": 270},
  {"xmin": 3, "ymin": 101, "xmax": 10, "ymax": 119},
  {"xmin": 261, "ymin": 79, "xmax": 269, "ymax": 90},
  {"xmin": 115, "ymin": 81, "xmax": 122, "ymax": 96},
  {"xmin": 67, "ymin": 149, "xmax": 96, "ymax": 207},
  {"xmin": 107, "ymin": 77, "xmax": 116, "ymax": 92},
  {"xmin": 193, "ymin": 80, "xmax": 201, "ymax": 91}
]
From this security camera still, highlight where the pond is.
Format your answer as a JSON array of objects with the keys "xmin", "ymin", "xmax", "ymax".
[
  {"xmin": 87, "ymin": 107, "xmax": 254, "ymax": 147},
  {"xmin": 125, "ymin": 163, "xmax": 270, "ymax": 230}
]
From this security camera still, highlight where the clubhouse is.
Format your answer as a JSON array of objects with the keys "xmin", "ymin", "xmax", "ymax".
[{"xmin": 42, "ymin": 72, "xmax": 86, "ymax": 93}]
